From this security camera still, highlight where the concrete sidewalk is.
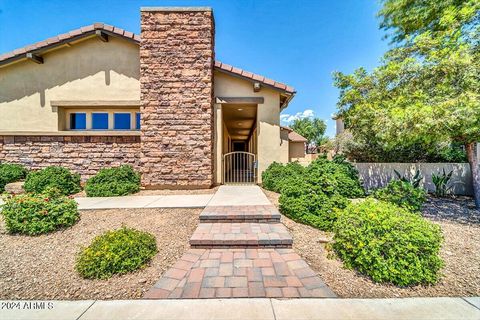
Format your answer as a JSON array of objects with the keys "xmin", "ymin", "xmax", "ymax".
[
  {"xmin": 74, "ymin": 194, "xmax": 214, "ymax": 210},
  {"xmin": 207, "ymin": 185, "xmax": 271, "ymax": 206},
  {"xmin": 0, "ymin": 185, "xmax": 270, "ymax": 209},
  {"xmin": 0, "ymin": 194, "xmax": 214, "ymax": 210},
  {"xmin": 1, "ymin": 297, "xmax": 479, "ymax": 320}
]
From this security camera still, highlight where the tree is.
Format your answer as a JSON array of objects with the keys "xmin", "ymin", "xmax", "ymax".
[
  {"xmin": 290, "ymin": 117, "xmax": 328, "ymax": 154},
  {"xmin": 334, "ymin": 0, "xmax": 480, "ymax": 207}
]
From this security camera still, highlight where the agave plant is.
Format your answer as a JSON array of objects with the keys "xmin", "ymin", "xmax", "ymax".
[
  {"xmin": 432, "ymin": 169, "xmax": 453, "ymax": 197},
  {"xmin": 394, "ymin": 169, "xmax": 423, "ymax": 189}
]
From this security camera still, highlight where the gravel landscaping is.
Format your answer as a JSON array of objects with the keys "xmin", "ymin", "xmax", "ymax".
[
  {"xmin": 0, "ymin": 208, "xmax": 200, "ymax": 300},
  {"xmin": 262, "ymin": 189, "xmax": 480, "ymax": 298}
]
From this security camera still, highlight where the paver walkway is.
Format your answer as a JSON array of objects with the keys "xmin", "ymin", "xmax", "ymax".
[{"xmin": 144, "ymin": 186, "xmax": 336, "ymax": 299}]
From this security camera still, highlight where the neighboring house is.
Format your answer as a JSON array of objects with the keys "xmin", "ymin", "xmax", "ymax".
[
  {"xmin": 280, "ymin": 127, "xmax": 308, "ymax": 161},
  {"xmin": 0, "ymin": 7, "xmax": 306, "ymax": 188}
]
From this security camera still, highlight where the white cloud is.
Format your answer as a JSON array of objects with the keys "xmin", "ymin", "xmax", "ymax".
[{"xmin": 280, "ymin": 109, "xmax": 315, "ymax": 125}]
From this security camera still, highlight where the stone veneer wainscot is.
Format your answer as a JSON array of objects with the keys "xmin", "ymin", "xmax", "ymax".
[{"xmin": 0, "ymin": 135, "xmax": 140, "ymax": 181}]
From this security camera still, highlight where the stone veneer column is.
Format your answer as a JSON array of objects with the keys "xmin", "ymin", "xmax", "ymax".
[{"xmin": 140, "ymin": 7, "xmax": 215, "ymax": 188}]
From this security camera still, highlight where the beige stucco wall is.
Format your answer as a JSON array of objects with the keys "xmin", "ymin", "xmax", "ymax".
[
  {"xmin": 0, "ymin": 36, "xmax": 140, "ymax": 131},
  {"xmin": 279, "ymin": 129, "xmax": 290, "ymax": 163},
  {"xmin": 289, "ymin": 141, "xmax": 306, "ymax": 160},
  {"xmin": 213, "ymin": 71, "xmax": 287, "ymax": 184}
]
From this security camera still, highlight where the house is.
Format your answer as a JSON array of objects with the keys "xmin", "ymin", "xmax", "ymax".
[{"xmin": 0, "ymin": 7, "xmax": 307, "ymax": 189}]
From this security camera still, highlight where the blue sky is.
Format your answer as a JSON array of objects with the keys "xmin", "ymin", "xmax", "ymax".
[{"xmin": 0, "ymin": 0, "xmax": 388, "ymax": 137}]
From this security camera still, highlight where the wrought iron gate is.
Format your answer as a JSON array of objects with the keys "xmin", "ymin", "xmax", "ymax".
[{"xmin": 223, "ymin": 152, "xmax": 257, "ymax": 184}]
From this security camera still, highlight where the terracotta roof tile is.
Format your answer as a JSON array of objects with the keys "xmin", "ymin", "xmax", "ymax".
[
  {"xmin": 215, "ymin": 63, "xmax": 295, "ymax": 94},
  {"xmin": 81, "ymin": 25, "xmax": 94, "ymax": 32},
  {"xmin": 103, "ymin": 24, "xmax": 114, "ymax": 32},
  {"xmin": 69, "ymin": 28, "xmax": 82, "ymax": 36},
  {"xmin": 263, "ymin": 78, "xmax": 275, "ymax": 86},
  {"xmin": 252, "ymin": 74, "xmax": 264, "ymax": 82},
  {"xmin": 288, "ymin": 131, "xmax": 307, "ymax": 142},
  {"xmin": 0, "ymin": 23, "xmax": 296, "ymax": 95},
  {"xmin": 58, "ymin": 33, "xmax": 71, "ymax": 41},
  {"xmin": 113, "ymin": 27, "xmax": 125, "ymax": 36},
  {"xmin": 231, "ymin": 66, "xmax": 242, "ymax": 74}
]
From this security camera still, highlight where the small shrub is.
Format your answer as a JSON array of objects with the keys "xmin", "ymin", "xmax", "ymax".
[
  {"xmin": 1, "ymin": 189, "xmax": 79, "ymax": 235},
  {"xmin": 432, "ymin": 169, "xmax": 453, "ymax": 197},
  {"xmin": 76, "ymin": 227, "xmax": 157, "ymax": 279},
  {"xmin": 24, "ymin": 166, "xmax": 81, "ymax": 195},
  {"xmin": 262, "ymin": 162, "xmax": 305, "ymax": 193},
  {"xmin": 372, "ymin": 180, "xmax": 427, "ymax": 212},
  {"xmin": 0, "ymin": 163, "xmax": 28, "ymax": 191},
  {"xmin": 85, "ymin": 165, "xmax": 140, "ymax": 197},
  {"xmin": 333, "ymin": 199, "xmax": 443, "ymax": 286},
  {"xmin": 279, "ymin": 192, "xmax": 350, "ymax": 231},
  {"xmin": 393, "ymin": 169, "xmax": 423, "ymax": 188},
  {"xmin": 306, "ymin": 157, "xmax": 365, "ymax": 198}
]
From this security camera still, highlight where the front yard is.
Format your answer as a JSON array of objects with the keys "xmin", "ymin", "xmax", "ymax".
[
  {"xmin": 264, "ymin": 189, "xmax": 480, "ymax": 298},
  {"xmin": 0, "ymin": 208, "xmax": 200, "ymax": 300}
]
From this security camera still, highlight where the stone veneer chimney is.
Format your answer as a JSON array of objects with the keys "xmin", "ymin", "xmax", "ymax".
[{"xmin": 140, "ymin": 7, "xmax": 215, "ymax": 189}]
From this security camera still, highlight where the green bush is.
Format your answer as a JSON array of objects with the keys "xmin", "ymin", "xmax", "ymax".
[
  {"xmin": 24, "ymin": 166, "xmax": 81, "ymax": 195},
  {"xmin": 306, "ymin": 157, "xmax": 365, "ymax": 198},
  {"xmin": 280, "ymin": 192, "xmax": 350, "ymax": 231},
  {"xmin": 85, "ymin": 165, "xmax": 140, "ymax": 197},
  {"xmin": 333, "ymin": 199, "xmax": 444, "ymax": 286},
  {"xmin": 262, "ymin": 162, "xmax": 305, "ymax": 193},
  {"xmin": 76, "ymin": 227, "xmax": 157, "ymax": 279},
  {"xmin": 372, "ymin": 180, "xmax": 427, "ymax": 212},
  {"xmin": 263, "ymin": 157, "xmax": 364, "ymax": 230},
  {"xmin": 0, "ymin": 163, "xmax": 28, "ymax": 191},
  {"xmin": 1, "ymin": 188, "xmax": 79, "ymax": 235}
]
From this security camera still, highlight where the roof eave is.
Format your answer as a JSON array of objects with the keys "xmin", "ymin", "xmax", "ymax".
[{"xmin": 0, "ymin": 24, "xmax": 140, "ymax": 68}]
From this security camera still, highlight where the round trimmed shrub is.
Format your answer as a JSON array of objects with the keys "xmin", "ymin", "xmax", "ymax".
[
  {"xmin": 306, "ymin": 157, "xmax": 365, "ymax": 198},
  {"xmin": 76, "ymin": 227, "xmax": 157, "ymax": 279},
  {"xmin": 0, "ymin": 163, "xmax": 28, "ymax": 191},
  {"xmin": 279, "ymin": 190, "xmax": 350, "ymax": 231},
  {"xmin": 372, "ymin": 180, "xmax": 427, "ymax": 212},
  {"xmin": 85, "ymin": 165, "xmax": 140, "ymax": 197},
  {"xmin": 262, "ymin": 161, "xmax": 305, "ymax": 193},
  {"xmin": 333, "ymin": 199, "xmax": 443, "ymax": 286},
  {"xmin": 23, "ymin": 166, "xmax": 81, "ymax": 195},
  {"xmin": 1, "ymin": 188, "xmax": 79, "ymax": 235}
]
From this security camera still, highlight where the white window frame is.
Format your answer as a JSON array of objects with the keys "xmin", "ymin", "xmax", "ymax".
[{"xmin": 65, "ymin": 108, "xmax": 140, "ymax": 131}]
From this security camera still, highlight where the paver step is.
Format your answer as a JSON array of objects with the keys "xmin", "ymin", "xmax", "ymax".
[
  {"xmin": 144, "ymin": 248, "xmax": 336, "ymax": 299},
  {"xmin": 190, "ymin": 222, "xmax": 292, "ymax": 248},
  {"xmin": 199, "ymin": 205, "xmax": 281, "ymax": 223}
]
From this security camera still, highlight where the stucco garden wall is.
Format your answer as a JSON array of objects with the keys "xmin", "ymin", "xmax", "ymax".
[
  {"xmin": 289, "ymin": 141, "xmax": 306, "ymax": 161},
  {"xmin": 0, "ymin": 135, "xmax": 140, "ymax": 181},
  {"xmin": 355, "ymin": 162, "xmax": 473, "ymax": 195}
]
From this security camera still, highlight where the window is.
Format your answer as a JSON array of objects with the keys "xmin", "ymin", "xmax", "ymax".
[
  {"xmin": 65, "ymin": 110, "xmax": 139, "ymax": 131},
  {"xmin": 135, "ymin": 112, "xmax": 141, "ymax": 130},
  {"xmin": 70, "ymin": 113, "xmax": 86, "ymax": 130},
  {"xmin": 91, "ymin": 113, "xmax": 109, "ymax": 130},
  {"xmin": 114, "ymin": 113, "xmax": 131, "ymax": 130}
]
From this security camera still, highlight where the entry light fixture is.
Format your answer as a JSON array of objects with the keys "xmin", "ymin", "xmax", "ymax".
[
  {"xmin": 237, "ymin": 108, "xmax": 243, "ymax": 111},
  {"xmin": 237, "ymin": 122, "xmax": 243, "ymax": 126}
]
